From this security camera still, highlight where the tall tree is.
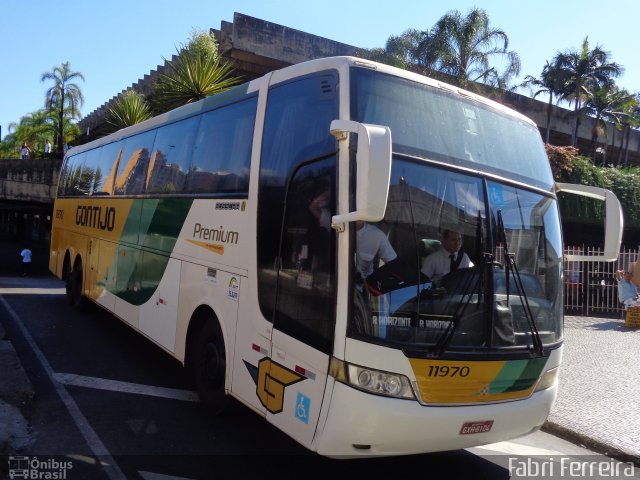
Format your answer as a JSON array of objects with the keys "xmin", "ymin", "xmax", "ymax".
[
  {"xmin": 8, "ymin": 110, "xmax": 51, "ymax": 156},
  {"xmin": 554, "ymin": 37, "xmax": 622, "ymax": 147},
  {"xmin": 521, "ymin": 60, "xmax": 566, "ymax": 143},
  {"xmin": 152, "ymin": 30, "xmax": 240, "ymax": 113},
  {"xmin": 415, "ymin": 8, "xmax": 521, "ymax": 89},
  {"xmin": 585, "ymin": 85, "xmax": 636, "ymax": 163},
  {"xmin": 41, "ymin": 62, "xmax": 85, "ymax": 155},
  {"xmin": 619, "ymin": 97, "xmax": 640, "ymax": 166},
  {"xmin": 356, "ymin": 29, "xmax": 430, "ymax": 73}
]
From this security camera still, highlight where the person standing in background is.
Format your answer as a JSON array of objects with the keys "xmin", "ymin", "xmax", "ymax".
[
  {"xmin": 20, "ymin": 143, "xmax": 31, "ymax": 159},
  {"xmin": 20, "ymin": 246, "xmax": 32, "ymax": 276}
]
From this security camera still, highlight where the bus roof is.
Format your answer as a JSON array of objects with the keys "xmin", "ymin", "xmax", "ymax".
[{"xmin": 67, "ymin": 56, "xmax": 537, "ymax": 159}]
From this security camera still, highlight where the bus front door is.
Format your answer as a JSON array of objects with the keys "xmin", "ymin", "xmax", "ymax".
[{"xmin": 265, "ymin": 162, "xmax": 336, "ymax": 449}]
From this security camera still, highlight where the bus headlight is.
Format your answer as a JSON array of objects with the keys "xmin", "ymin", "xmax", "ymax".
[
  {"xmin": 330, "ymin": 357, "xmax": 415, "ymax": 400},
  {"xmin": 533, "ymin": 366, "xmax": 559, "ymax": 393}
]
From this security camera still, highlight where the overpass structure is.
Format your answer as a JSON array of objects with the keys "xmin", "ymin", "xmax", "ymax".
[{"xmin": 0, "ymin": 158, "xmax": 61, "ymax": 245}]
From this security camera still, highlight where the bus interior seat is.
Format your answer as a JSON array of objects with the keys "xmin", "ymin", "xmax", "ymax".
[{"xmin": 419, "ymin": 238, "xmax": 441, "ymax": 258}]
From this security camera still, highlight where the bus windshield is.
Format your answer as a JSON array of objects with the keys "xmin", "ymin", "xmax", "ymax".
[
  {"xmin": 349, "ymin": 66, "xmax": 564, "ymax": 356},
  {"xmin": 350, "ymin": 67, "xmax": 554, "ymax": 191},
  {"xmin": 350, "ymin": 160, "xmax": 563, "ymax": 355}
]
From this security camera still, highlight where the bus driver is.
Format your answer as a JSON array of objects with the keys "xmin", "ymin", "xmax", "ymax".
[{"xmin": 421, "ymin": 228, "xmax": 473, "ymax": 282}]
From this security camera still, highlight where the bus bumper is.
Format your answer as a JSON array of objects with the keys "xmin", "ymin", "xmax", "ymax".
[{"xmin": 315, "ymin": 381, "xmax": 557, "ymax": 458}]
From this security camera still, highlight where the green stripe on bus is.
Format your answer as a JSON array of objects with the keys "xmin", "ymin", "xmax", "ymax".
[
  {"xmin": 504, "ymin": 357, "xmax": 547, "ymax": 393},
  {"xmin": 112, "ymin": 198, "xmax": 193, "ymax": 305},
  {"xmin": 489, "ymin": 358, "xmax": 546, "ymax": 394}
]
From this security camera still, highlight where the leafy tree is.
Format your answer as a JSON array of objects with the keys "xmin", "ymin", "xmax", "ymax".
[
  {"xmin": 152, "ymin": 30, "xmax": 241, "ymax": 113},
  {"xmin": 7, "ymin": 110, "xmax": 52, "ymax": 156},
  {"xmin": 521, "ymin": 60, "xmax": 567, "ymax": 143},
  {"xmin": 585, "ymin": 85, "xmax": 636, "ymax": 163},
  {"xmin": 554, "ymin": 37, "xmax": 623, "ymax": 147},
  {"xmin": 41, "ymin": 62, "xmax": 85, "ymax": 155},
  {"xmin": 415, "ymin": 8, "xmax": 521, "ymax": 90},
  {"xmin": 0, "ymin": 132, "xmax": 18, "ymax": 158},
  {"xmin": 618, "ymin": 96, "xmax": 640, "ymax": 166},
  {"xmin": 547, "ymin": 144, "xmax": 640, "ymax": 227},
  {"xmin": 356, "ymin": 29, "xmax": 430, "ymax": 73},
  {"xmin": 105, "ymin": 90, "xmax": 153, "ymax": 133}
]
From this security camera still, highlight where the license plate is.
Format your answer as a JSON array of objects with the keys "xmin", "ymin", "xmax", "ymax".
[{"xmin": 459, "ymin": 420, "xmax": 493, "ymax": 435}]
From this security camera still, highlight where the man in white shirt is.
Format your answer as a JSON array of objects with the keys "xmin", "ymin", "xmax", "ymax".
[
  {"xmin": 421, "ymin": 229, "xmax": 473, "ymax": 282},
  {"xmin": 44, "ymin": 140, "xmax": 52, "ymax": 157},
  {"xmin": 355, "ymin": 221, "xmax": 397, "ymax": 279}
]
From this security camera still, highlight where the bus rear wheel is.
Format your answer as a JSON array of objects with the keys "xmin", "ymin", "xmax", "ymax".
[
  {"xmin": 191, "ymin": 320, "xmax": 229, "ymax": 414},
  {"xmin": 64, "ymin": 259, "xmax": 74, "ymax": 305},
  {"xmin": 67, "ymin": 259, "xmax": 88, "ymax": 311}
]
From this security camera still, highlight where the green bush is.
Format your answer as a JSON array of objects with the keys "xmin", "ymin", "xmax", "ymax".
[{"xmin": 547, "ymin": 145, "xmax": 640, "ymax": 226}]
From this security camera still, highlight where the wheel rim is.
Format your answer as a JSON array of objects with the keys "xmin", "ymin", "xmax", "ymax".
[{"xmin": 201, "ymin": 339, "xmax": 224, "ymax": 389}]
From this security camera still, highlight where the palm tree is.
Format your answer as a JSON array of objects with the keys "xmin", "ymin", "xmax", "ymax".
[
  {"xmin": 9, "ymin": 110, "xmax": 52, "ymax": 156},
  {"xmin": 356, "ymin": 29, "xmax": 430, "ymax": 73},
  {"xmin": 105, "ymin": 90, "xmax": 153, "ymax": 133},
  {"xmin": 619, "ymin": 96, "xmax": 640, "ymax": 166},
  {"xmin": 152, "ymin": 30, "xmax": 241, "ymax": 113},
  {"xmin": 554, "ymin": 37, "xmax": 623, "ymax": 147},
  {"xmin": 415, "ymin": 8, "xmax": 521, "ymax": 90},
  {"xmin": 521, "ymin": 60, "xmax": 566, "ymax": 143},
  {"xmin": 585, "ymin": 85, "xmax": 636, "ymax": 163},
  {"xmin": 41, "ymin": 62, "xmax": 85, "ymax": 155}
]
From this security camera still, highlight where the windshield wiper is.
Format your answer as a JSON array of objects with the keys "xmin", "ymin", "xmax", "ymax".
[
  {"xmin": 431, "ymin": 210, "xmax": 487, "ymax": 356},
  {"xmin": 497, "ymin": 210, "xmax": 543, "ymax": 356}
]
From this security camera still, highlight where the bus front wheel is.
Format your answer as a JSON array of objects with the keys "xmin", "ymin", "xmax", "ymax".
[{"xmin": 191, "ymin": 320, "xmax": 229, "ymax": 414}]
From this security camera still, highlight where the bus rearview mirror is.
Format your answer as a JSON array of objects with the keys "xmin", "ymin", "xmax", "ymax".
[
  {"xmin": 555, "ymin": 182, "xmax": 623, "ymax": 262},
  {"xmin": 329, "ymin": 120, "xmax": 392, "ymax": 228}
]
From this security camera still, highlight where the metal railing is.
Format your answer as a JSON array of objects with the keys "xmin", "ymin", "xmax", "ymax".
[{"xmin": 564, "ymin": 245, "xmax": 640, "ymax": 316}]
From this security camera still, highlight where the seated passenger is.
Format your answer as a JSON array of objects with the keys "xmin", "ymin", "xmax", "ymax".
[
  {"xmin": 356, "ymin": 220, "xmax": 397, "ymax": 279},
  {"xmin": 421, "ymin": 228, "xmax": 473, "ymax": 283}
]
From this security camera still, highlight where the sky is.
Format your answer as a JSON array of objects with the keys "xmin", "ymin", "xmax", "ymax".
[{"xmin": 2, "ymin": 0, "xmax": 639, "ymax": 141}]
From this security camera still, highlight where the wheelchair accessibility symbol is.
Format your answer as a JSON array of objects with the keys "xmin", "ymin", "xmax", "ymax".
[{"xmin": 295, "ymin": 392, "xmax": 311, "ymax": 424}]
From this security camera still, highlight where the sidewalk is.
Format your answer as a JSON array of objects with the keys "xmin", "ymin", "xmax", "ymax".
[
  {"xmin": 544, "ymin": 314, "xmax": 640, "ymax": 464},
  {"xmin": 0, "ymin": 274, "xmax": 639, "ymax": 463}
]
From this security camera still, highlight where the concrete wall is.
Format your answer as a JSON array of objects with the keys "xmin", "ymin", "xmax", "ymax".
[{"xmin": 0, "ymin": 159, "xmax": 61, "ymax": 203}]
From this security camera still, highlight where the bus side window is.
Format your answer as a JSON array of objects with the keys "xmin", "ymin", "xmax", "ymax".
[
  {"xmin": 114, "ymin": 130, "xmax": 157, "ymax": 195},
  {"xmin": 92, "ymin": 141, "xmax": 123, "ymax": 195},
  {"xmin": 147, "ymin": 117, "xmax": 199, "ymax": 194},
  {"xmin": 187, "ymin": 97, "xmax": 257, "ymax": 195}
]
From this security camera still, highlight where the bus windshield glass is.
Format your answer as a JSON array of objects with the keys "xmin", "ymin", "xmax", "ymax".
[
  {"xmin": 350, "ymin": 160, "xmax": 563, "ymax": 355},
  {"xmin": 350, "ymin": 67, "xmax": 554, "ymax": 190}
]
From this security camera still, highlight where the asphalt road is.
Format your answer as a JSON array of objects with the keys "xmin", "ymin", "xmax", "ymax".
[{"xmin": 1, "ymin": 275, "xmax": 636, "ymax": 480}]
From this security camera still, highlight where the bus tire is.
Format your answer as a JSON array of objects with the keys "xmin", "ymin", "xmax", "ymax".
[
  {"xmin": 69, "ymin": 258, "xmax": 88, "ymax": 311},
  {"xmin": 191, "ymin": 319, "xmax": 229, "ymax": 414},
  {"xmin": 64, "ymin": 257, "xmax": 74, "ymax": 305}
]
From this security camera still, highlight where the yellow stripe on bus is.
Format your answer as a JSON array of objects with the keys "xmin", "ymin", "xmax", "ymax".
[
  {"xmin": 186, "ymin": 239, "xmax": 225, "ymax": 255},
  {"xmin": 409, "ymin": 358, "xmax": 541, "ymax": 404}
]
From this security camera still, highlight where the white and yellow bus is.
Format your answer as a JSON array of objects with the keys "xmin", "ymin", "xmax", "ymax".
[{"xmin": 49, "ymin": 56, "xmax": 623, "ymax": 457}]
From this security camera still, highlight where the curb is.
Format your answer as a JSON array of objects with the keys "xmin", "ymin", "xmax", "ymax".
[{"xmin": 542, "ymin": 421, "xmax": 640, "ymax": 467}]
